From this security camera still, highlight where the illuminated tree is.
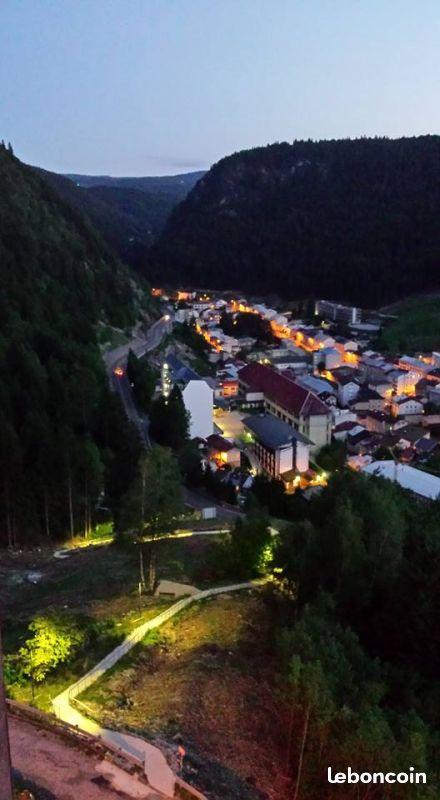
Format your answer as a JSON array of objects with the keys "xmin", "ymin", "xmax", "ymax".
[
  {"xmin": 118, "ymin": 446, "xmax": 183, "ymax": 590},
  {"xmin": 19, "ymin": 614, "xmax": 85, "ymax": 693}
]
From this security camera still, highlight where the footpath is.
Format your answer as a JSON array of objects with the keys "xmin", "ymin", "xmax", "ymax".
[{"xmin": 52, "ymin": 579, "xmax": 268, "ymax": 799}]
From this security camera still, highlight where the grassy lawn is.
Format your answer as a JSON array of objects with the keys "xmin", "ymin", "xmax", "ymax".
[
  {"xmin": 97, "ymin": 324, "xmax": 130, "ymax": 349},
  {"xmin": 7, "ymin": 595, "xmax": 173, "ymax": 712},
  {"xmin": 157, "ymin": 533, "xmax": 229, "ymax": 589},
  {"xmin": 79, "ymin": 592, "xmax": 292, "ymax": 800},
  {"xmin": 2, "ymin": 536, "xmax": 225, "ymax": 712},
  {"xmin": 379, "ymin": 296, "xmax": 440, "ymax": 353}
]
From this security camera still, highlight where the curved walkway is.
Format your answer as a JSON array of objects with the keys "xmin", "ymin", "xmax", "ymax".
[
  {"xmin": 53, "ymin": 527, "xmax": 231, "ymax": 559},
  {"xmin": 53, "ymin": 579, "xmax": 267, "ymax": 798}
]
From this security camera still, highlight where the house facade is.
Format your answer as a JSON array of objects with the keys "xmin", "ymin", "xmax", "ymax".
[
  {"xmin": 239, "ymin": 362, "xmax": 332, "ymax": 452},
  {"xmin": 243, "ymin": 413, "xmax": 311, "ymax": 478}
]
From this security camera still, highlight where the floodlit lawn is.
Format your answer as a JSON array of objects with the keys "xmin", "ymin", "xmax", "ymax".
[
  {"xmin": 67, "ymin": 521, "xmax": 115, "ymax": 550},
  {"xmin": 157, "ymin": 533, "xmax": 227, "ymax": 588},
  {"xmin": 2, "ymin": 537, "xmax": 224, "ymax": 712},
  {"xmin": 8, "ymin": 595, "xmax": 173, "ymax": 712},
  {"xmin": 80, "ymin": 593, "xmax": 291, "ymax": 800}
]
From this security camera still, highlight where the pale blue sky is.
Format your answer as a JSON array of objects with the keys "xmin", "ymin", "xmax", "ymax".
[{"xmin": 1, "ymin": 0, "xmax": 439, "ymax": 175}]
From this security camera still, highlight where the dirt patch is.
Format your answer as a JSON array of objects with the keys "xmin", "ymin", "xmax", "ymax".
[
  {"xmin": 82, "ymin": 593, "xmax": 292, "ymax": 800},
  {"xmin": 9, "ymin": 716, "xmax": 130, "ymax": 800}
]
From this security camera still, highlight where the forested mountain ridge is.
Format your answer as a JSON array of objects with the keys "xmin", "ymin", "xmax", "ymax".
[
  {"xmin": 0, "ymin": 144, "xmax": 142, "ymax": 546},
  {"xmin": 65, "ymin": 170, "xmax": 205, "ymax": 193},
  {"xmin": 36, "ymin": 169, "xmax": 205, "ymax": 267},
  {"xmin": 149, "ymin": 136, "xmax": 440, "ymax": 306}
]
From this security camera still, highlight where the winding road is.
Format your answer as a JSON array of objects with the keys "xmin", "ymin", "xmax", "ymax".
[
  {"xmin": 105, "ymin": 316, "xmax": 243, "ymax": 520},
  {"xmin": 105, "ymin": 315, "xmax": 171, "ymax": 446}
]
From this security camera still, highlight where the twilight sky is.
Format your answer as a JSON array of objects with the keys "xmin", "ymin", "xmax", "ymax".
[{"xmin": 1, "ymin": 0, "xmax": 439, "ymax": 176}]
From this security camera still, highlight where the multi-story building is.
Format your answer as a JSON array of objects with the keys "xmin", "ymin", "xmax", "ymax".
[
  {"xmin": 391, "ymin": 396, "xmax": 424, "ymax": 420},
  {"xmin": 363, "ymin": 461, "xmax": 440, "ymax": 504},
  {"xmin": 315, "ymin": 299, "xmax": 362, "ymax": 325},
  {"xmin": 165, "ymin": 354, "xmax": 213, "ymax": 440},
  {"xmin": 243, "ymin": 413, "xmax": 311, "ymax": 477},
  {"xmin": 238, "ymin": 362, "xmax": 332, "ymax": 452}
]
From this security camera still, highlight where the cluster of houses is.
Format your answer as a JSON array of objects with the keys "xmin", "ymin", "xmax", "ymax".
[{"xmin": 154, "ymin": 289, "xmax": 440, "ymax": 503}]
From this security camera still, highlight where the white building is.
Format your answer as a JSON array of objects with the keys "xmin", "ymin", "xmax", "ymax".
[
  {"xmin": 174, "ymin": 307, "xmax": 196, "ymax": 324},
  {"xmin": 243, "ymin": 413, "xmax": 311, "ymax": 477},
  {"xmin": 314, "ymin": 347, "xmax": 342, "ymax": 371},
  {"xmin": 363, "ymin": 461, "xmax": 440, "ymax": 503},
  {"xmin": 316, "ymin": 300, "xmax": 362, "ymax": 325},
  {"xmin": 398, "ymin": 356, "xmax": 432, "ymax": 378},
  {"xmin": 336, "ymin": 376, "xmax": 361, "ymax": 407},
  {"xmin": 182, "ymin": 379, "xmax": 213, "ymax": 440},
  {"xmin": 391, "ymin": 396, "xmax": 424, "ymax": 418},
  {"xmin": 387, "ymin": 369, "xmax": 420, "ymax": 395}
]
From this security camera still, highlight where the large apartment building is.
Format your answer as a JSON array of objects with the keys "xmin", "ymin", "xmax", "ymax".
[
  {"xmin": 315, "ymin": 299, "xmax": 362, "ymax": 325},
  {"xmin": 238, "ymin": 362, "xmax": 332, "ymax": 452}
]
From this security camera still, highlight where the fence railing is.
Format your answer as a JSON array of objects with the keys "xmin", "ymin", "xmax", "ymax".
[
  {"xmin": 53, "ymin": 580, "xmax": 266, "ymax": 709},
  {"xmin": 52, "ymin": 578, "xmax": 269, "ymax": 797}
]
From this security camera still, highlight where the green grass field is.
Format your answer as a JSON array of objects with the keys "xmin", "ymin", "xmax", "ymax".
[
  {"xmin": 379, "ymin": 296, "xmax": 440, "ymax": 353},
  {"xmin": 2, "ymin": 535, "xmax": 224, "ymax": 711}
]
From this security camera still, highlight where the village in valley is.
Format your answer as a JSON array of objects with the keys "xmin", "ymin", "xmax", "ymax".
[
  {"xmin": 4, "ymin": 5, "xmax": 440, "ymax": 798},
  {"xmin": 151, "ymin": 288, "xmax": 440, "ymax": 505}
]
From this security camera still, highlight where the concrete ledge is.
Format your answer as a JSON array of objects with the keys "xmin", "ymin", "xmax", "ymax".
[
  {"xmin": 154, "ymin": 580, "xmax": 199, "ymax": 598},
  {"xmin": 175, "ymin": 777, "xmax": 207, "ymax": 800}
]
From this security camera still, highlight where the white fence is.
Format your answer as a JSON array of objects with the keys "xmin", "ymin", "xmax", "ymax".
[{"xmin": 53, "ymin": 579, "xmax": 267, "ymax": 711}]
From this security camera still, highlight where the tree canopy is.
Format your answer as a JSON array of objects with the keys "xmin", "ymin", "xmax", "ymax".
[
  {"xmin": 149, "ymin": 385, "xmax": 190, "ymax": 450},
  {"xmin": 150, "ymin": 136, "xmax": 440, "ymax": 307},
  {"xmin": 0, "ymin": 144, "xmax": 142, "ymax": 546},
  {"xmin": 270, "ymin": 471, "xmax": 440, "ymax": 797}
]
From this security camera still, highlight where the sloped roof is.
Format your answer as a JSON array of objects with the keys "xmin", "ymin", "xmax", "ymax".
[
  {"xmin": 166, "ymin": 354, "xmax": 201, "ymax": 384},
  {"xmin": 416, "ymin": 437, "xmax": 438, "ymax": 454},
  {"xmin": 394, "ymin": 396, "xmax": 423, "ymax": 406},
  {"xmin": 363, "ymin": 461, "xmax": 440, "ymax": 500},
  {"xmin": 238, "ymin": 362, "xmax": 330, "ymax": 418},
  {"xmin": 206, "ymin": 434, "xmax": 237, "ymax": 452},
  {"xmin": 334, "ymin": 420, "xmax": 358, "ymax": 432},
  {"xmin": 350, "ymin": 387, "xmax": 381, "ymax": 403}
]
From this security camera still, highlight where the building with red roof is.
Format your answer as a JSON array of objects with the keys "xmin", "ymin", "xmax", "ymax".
[{"xmin": 238, "ymin": 362, "xmax": 331, "ymax": 452}]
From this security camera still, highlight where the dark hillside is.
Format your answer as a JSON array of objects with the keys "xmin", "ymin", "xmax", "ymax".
[
  {"xmin": 0, "ymin": 144, "xmax": 141, "ymax": 546},
  {"xmin": 36, "ymin": 169, "xmax": 205, "ymax": 266},
  {"xmin": 149, "ymin": 136, "xmax": 440, "ymax": 307}
]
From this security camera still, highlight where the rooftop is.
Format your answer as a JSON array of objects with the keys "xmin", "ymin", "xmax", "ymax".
[
  {"xmin": 243, "ymin": 413, "xmax": 312, "ymax": 449},
  {"xmin": 296, "ymin": 375, "xmax": 336, "ymax": 396},
  {"xmin": 238, "ymin": 362, "xmax": 330, "ymax": 418},
  {"xmin": 363, "ymin": 461, "xmax": 440, "ymax": 501},
  {"xmin": 350, "ymin": 387, "xmax": 382, "ymax": 403},
  {"xmin": 165, "ymin": 354, "xmax": 201, "ymax": 384},
  {"xmin": 206, "ymin": 433, "xmax": 237, "ymax": 452}
]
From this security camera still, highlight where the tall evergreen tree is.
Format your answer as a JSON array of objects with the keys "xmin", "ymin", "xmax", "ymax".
[{"xmin": 149, "ymin": 384, "xmax": 189, "ymax": 450}]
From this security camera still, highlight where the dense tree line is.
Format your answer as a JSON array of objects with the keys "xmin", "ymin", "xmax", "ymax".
[
  {"xmin": 149, "ymin": 385, "xmax": 190, "ymax": 450},
  {"xmin": 0, "ymin": 144, "xmax": 142, "ymax": 546},
  {"xmin": 126, "ymin": 350, "xmax": 156, "ymax": 413},
  {"xmin": 150, "ymin": 136, "xmax": 440, "ymax": 307},
  {"xmin": 269, "ymin": 471, "xmax": 440, "ymax": 797},
  {"xmin": 220, "ymin": 310, "xmax": 274, "ymax": 342}
]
